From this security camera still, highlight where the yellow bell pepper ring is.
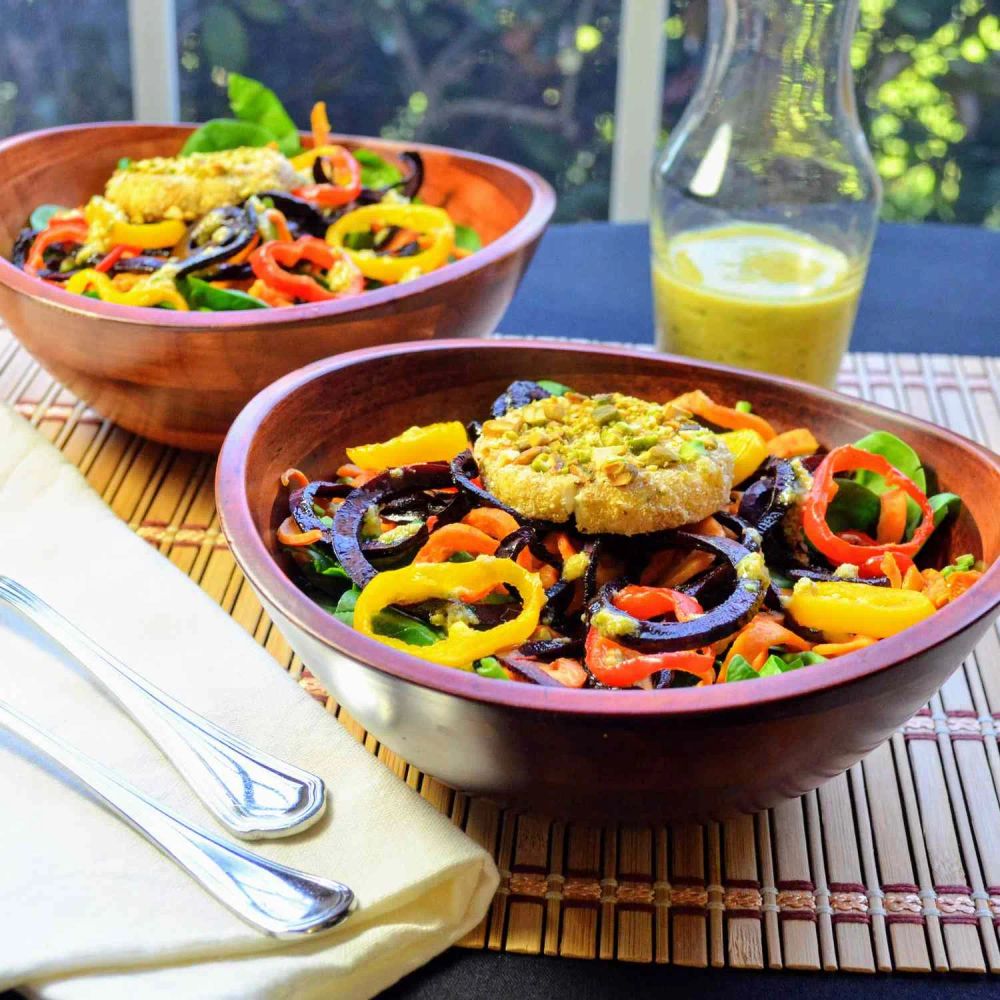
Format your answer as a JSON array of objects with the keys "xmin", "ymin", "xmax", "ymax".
[
  {"xmin": 108, "ymin": 218, "xmax": 187, "ymax": 250},
  {"xmin": 787, "ymin": 579, "xmax": 936, "ymax": 639},
  {"xmin": 719, "ymin": 428, "xmax": 769, "ymax": 485},
  {"xmin": 290, "ymin": 143, "xmax": 341, "ymax": 173},
  {"xmin": 83, "ymin": 196, "xmax": 187, "ymax": 249},
  {"xmin": 65, "ymin": 269, "xmax": 189, "ymax": 311},
  {"xmin": 353, "ymin": 557, "xmax": 545, "ymax": 668},
  {"xmin": 326, "ymin": 203, "xmax": 455, "ymax": 284},
  {"xmin": 346, "ymin": 421, "xmax": 469, "ymax": 470}
]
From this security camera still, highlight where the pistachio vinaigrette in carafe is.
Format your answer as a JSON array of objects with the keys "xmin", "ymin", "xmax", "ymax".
[{"xmin": 651, "ymin": 0, "xmax": 881, "ymax": 387}]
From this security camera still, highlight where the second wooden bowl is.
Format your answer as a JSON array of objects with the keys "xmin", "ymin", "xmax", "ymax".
[
  {"xmin": 0, "ymin": 124, "xmax": 554, "ymax": 451},
  {"xmin": 216, "ymin": 340, "xmax": 1000, "ymax": 823}
]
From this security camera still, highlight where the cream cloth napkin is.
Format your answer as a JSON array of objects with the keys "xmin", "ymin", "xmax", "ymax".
[{"xmin": 0, "ymin": 405, "xmax": 498, "ymax": 1000}]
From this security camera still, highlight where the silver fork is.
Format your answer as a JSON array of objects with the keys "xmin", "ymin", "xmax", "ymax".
[
  {"xmin": 0, "ymin": 699, "xmax": 353, "ymax": 938},
  {"xmin": 0, "ymin": 575, "xmax": 325, "ymax": 839}
]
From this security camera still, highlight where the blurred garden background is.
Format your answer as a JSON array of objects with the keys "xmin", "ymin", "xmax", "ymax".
[{"xmin": 1, "ymin": 0, "xmax": 997, "ymax": 225}]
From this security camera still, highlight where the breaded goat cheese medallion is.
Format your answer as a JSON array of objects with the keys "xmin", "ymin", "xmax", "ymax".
[{"xmin": 473, "ymin": 391, "xmax": 734, "ymax": 535}]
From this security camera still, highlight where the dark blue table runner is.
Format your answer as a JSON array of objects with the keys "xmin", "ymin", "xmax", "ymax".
[{"xmin": 500, "ymin": 221, "xmax": 999, "ymax": 357}]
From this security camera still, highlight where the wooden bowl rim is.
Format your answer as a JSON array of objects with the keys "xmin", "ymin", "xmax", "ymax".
[
  {"xmin": 0, "ymin": 122, "xmax": 555, "ymax": 329},
  {"xmin": 217, "ymin": 339, "xmax": 1000, "ymax": 717}
]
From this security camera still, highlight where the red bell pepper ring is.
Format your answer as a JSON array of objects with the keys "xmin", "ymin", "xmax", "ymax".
[
  {"xmin": 586, "ymin": 585, "xmax": 713, "ymax": 687},
  {"xmin": 249, "ymin": 236, "xmax": 363, "ymax": 303},
  {"xmin": 94, "ymin": 244, "xmax": 142, "ymax": 273},
  {"xmin": 292, "ymin": 145, "xmax": 362, "ymax": 208},
  {"xmin": 585, "ymin": 630, "xmax": 715, "ymax": 688},
  {"xmin": 24, "ymin": 217, "xmax": 89, "ymax": 276},
  {"xmin": 611, "ymin": 584, "xmax": 703, "ymax": 622},
  {"xmin": 802, "ymin": 444, "xmax": 935, "ymax": 565}
]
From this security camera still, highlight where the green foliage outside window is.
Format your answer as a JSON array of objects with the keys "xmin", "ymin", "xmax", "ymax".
[{"xmin": 0, "ymin": 0, "xmax": 995, "ymax": 226}]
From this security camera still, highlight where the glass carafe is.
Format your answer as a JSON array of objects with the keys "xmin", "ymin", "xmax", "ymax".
[{"xmin": 651, "ymin": 0, "xmax": 881, "ymax": 388}]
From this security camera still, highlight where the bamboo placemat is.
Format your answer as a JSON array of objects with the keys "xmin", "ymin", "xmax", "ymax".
[{"xmin": 4, "ymin": 326, "xmax": 1000, "ymax": 975}]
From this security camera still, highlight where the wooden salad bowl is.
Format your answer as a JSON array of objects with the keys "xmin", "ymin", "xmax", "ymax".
[
  {"xmin": 216, "ymin": 340, "xmax": 1000, "ymax": 822},
  {"xmin": 0, "ymin": 124, "xmax": 554, "ymax": 451}
]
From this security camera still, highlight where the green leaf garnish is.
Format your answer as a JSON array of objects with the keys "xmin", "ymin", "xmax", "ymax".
[
  {"xmin": 537, "ymin": 379, "xmax": 573, "ymax": 396},
  {"xmin": 929, "ymin": 492, "xmax": 961, "ymax": 527},
  {"xmin": 331, "ymin": 585, "xmax": 441, "ymax": 646},
  {"xmin": 181, "ymin": 118, "xmax": 276, "ymax": 155},
  {"xmin": 825, "ymin": 478, "xmax": 881, "ymax": 535},
  {"xmin": 29, "ymin": 204, "xmax": 69, "ymax": 230},
  {"xmin": 454, "ymin": 224, "xmax": 482, "ymax": 253},
  {"xmin": 179, "ymin": 276, "xmax": 267, "ymax": 311},
  {"xmin": 227, "ymin": 73, "xmax": 302, "ymax": 156},
  {"xmin": 353, "ymin": 148, "xmax": 403, "ymax": 189}
]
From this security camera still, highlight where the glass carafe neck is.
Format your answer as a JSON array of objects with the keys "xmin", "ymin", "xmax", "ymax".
[{"xmin": 700, "ymin": 0, "xmax": 861, "ymax": 140}]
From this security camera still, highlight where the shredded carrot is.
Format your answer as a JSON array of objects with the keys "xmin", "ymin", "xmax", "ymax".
[
  {"xmin": 920, "ymin": 569, "xmax": 949, "ymax": 608},
  {"xmin": 539, "ymin": 657, "xmax": 588, "ymax": 688},
  {"xmin": 111, "ymin": 273, "xmax": 142, "ymax": 292},
  {"xmin": 767, "ymin": 428, "xmax": 819, "ymax": 458},
  {"xmin": 265, "ymin": 210, "xmax": 292, "ymax": 243},
  {"xmin": 310, "ymin": 100, "xmax": 331, "ymax": 149},
  {"xmin": 229, "ymin": 233, "xmax": 261, "ymax": 266},
  {"xmin": 462, "ymin": 508, "xmax": 520, "ymax": 541},
  {"xmin": 336, "ymin": 463, "xmax": 379, "ymax": 487},
  {"xmin": 876, "ymin": 487, "xmax": 908, "ymax": 545},
  {"xmin": 452, "ymin": 246, "xmax": 473, "ymax": 259},
  {"xmin": 543, "ymin": 531, "xmax": 580, "ymax": 562},
  {"xmin": 281, "ymin": 467, "xmax": 309, "ymax": 490},
  {"xmin": 902, "ymin": 565, "xmax": 924, "ymax": 591},
  {"xmin": 276, "ymin": 516, "xmax": 323, "ymax": 547},
  {"xmin": 881, "ymin": 551, "xmax": 903, "ymax": 589},
  {"xmin": 719, "ymin": 613, "xmax": 811, "ymax": 683},
  {"xmin": 943, "ymin": 570, "xmax": 982, "ymax": 603},
  {"xmin": 247, "ymin": 278, "xmax": 292, "ymax": 308},
  {"xmin": 668, "ymin": 389, "xmax": 776, "ymax": 439},
  {"xmin": 812, "ymin": 635, "xmax": 878, "ymax": 658},
  {"xmin": 385, "ymin": 228, "xmax": 421, "ymax": 253},
  {"xmin": 414, "ymin": 522, "xmax": 499, "ymax": 563}
]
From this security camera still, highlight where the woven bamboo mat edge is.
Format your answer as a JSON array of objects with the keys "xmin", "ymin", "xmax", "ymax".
[{"xmin": 3, "ymin": 329, "xmax": 1000, "ymax": 974}]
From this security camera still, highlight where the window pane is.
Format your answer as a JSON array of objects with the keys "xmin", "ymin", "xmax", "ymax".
[
  {"xmin": 175, "ymin": 0, "xmax": 620, "ymax": 221},
  {"xmin": 0, "ymin": 0, "xmax": 132, "ymax": 135},
  {"xmin": 663, "ymin": 0, "xmax": 999, "ymax": 226}
]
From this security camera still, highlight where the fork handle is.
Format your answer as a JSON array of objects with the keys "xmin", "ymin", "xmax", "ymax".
[
  {"xmin": 0, "ymin": 700, "xmax": 352, "ymax": 938},
  {"xmin": 0, "ymin": 576, "xmax": 325, "ymax": 839}
]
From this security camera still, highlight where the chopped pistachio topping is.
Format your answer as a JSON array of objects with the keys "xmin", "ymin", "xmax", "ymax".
[
  {"xmin": 474, "ymin": 391, "xmax": 721, "ymax": 484},
  {"xmin": 591, "ymin": 607, "xmax": 639, "ymax": 638},
  {"xmin": 736, "ymin": 551, "xmax": 770, "ymax": 587},
  {"xmin": 562, "ymin": 551, "xmax": 591, "ymax": 582}
]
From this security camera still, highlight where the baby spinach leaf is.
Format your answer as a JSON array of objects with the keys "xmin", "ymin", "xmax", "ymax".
[
  {"xmin": 331, "ymin": 585, "xmax": 441, "ymax": 646},
  {"xmin": 774, "ymin": 651, "xmax": 827, "ymax": 671},
  {"xmin": 853, "ymin": 431, "xmax": 926, "ymax": 491},
  {"xmin": 929, "ymin": 492, "xmax": 961, "ymax": 527},
  {"xmin": 853, "ymin": 430, "xmax": 928, "ymax": 538},
  {"xmin": 29, "ymin": 204, "xmax": 69, "ymax": 230},
  {"xmin": 180, "ymin": 276, "xmax": 266, "ymax": 311},
  {"xmin": 227, "ymin": 73, "xmax": 302, "ymax": 156},
  {"xmin": 825, "ymin": 478, "xmax": 880, "ymax": 534},
  {"xmin": 371, "ymin": 608, "xmax": 441, "ymax": 646},
  {"xmin": 536, "ymin": 379, "xmax": 572, "ymax": 396},
  {"xmin": 333, "ymin": 586, "xmax": 360, "ymax": 627},
  {"xmin": 475, "ymin": 657, "xmax": 510, "ymax": 680},
  {"xmin": 725, "ymin": 655, "xmax": 759, "ymax": 682},
  {"xmin": 353, "ymin": 148, "xmax": 403, "ymax": 189},
  {"xmin": 758, "ymin": 657, "xmax": 785, "ymax": 678},
  {"xmin": 181, "ymin": 118, "xmax": 276, "ymax": 155},
  {"xmin": 453, "ymin": 224, "xmax": 482, "ymax": 253}
]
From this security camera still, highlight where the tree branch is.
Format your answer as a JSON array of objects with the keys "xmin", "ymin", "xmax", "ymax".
[{"xmin": 429, "ymin": 98, "xmax": 580, "ymax": 138}]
